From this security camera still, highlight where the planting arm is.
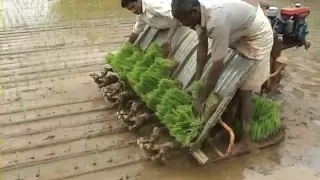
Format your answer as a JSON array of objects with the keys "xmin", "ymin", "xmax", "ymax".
[
  {"xmin": 194, "ymin": 29, "xmax": 208, "ymax": 81},
  {"xmin": 161, "ymin": 18, "xmax": 180, "ymax": 57},
  {"xmin": 193, "ymin": 19, "xmax": 229, "ymax": 115},
  {"xmin": 128, "ymin": 32, "xmax": 140, "ymax": 44},
  {"xmin": 128, "ymin": 16, "xmax": 146, "ymax": 44}
]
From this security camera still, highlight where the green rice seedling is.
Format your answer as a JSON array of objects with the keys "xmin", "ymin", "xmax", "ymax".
[
  {"xmin": 230, "ymin": 95, "xmax": 280, "ymax": 141},
  {"xmin": 146, "ymin": 79, "xmax": 179, "ymax": 111},
  {"xmin": 165, "ymin": 105, "xmax": 202, "ymax": 146},
  {"xmin": 156, "ymin": 88, "xmax": 193, "ymax": 120}
]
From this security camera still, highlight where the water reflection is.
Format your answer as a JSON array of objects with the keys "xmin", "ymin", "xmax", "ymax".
[
  {"xmin": 50, "ymin": 0, "xmax": 132, "ymax": 21},
  {"xmin": 140, "ymin": 148, "xmax": 282, "ymax": 180},
  {"xmin": 0, "ymin": 0, "xmax": 133, "ymax": 27}
]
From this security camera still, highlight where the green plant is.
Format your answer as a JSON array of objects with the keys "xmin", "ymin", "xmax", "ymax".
[
  {"xmin": 128, "ymin": 50, "xmax": 161, "ymax": 84},
  {"xmin": 106, "ymin": 42, "xmax": 141, "ymax": 78},
  {"xmin": 135, "ymin": 58, "xmax": 176, "ymax": 98},
  {"xmin": 146, "ymin": 79, "xmax": 179, "ymax": 111},
  {"xmin": 188, "ymin": 81, "xmax": 220, "ymax": 121},
  {"xmin": 104, "ymin": 43, "xmax": 222, "ymax": 146},
  {"xmin": 231, "ymin": 95, "xmax": 280, "ymax": 141}
]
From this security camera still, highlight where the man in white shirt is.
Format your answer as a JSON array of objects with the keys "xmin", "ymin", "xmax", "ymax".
[
  {"xmin": 121, "ymin": 0, "xmax": 180, "ymax": 57},
  {"xmin": 171, "ymin": 0, "xmax": 274, "ymax": 154}
]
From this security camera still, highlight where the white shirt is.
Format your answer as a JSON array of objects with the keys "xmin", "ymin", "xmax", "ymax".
[
  {"xmin": 132, "ymin": 0, "xmax": 174, "ymax": 34},
  {"xmin": 196, "ymin": 0, "xmax": 257, "ymax": 61}
]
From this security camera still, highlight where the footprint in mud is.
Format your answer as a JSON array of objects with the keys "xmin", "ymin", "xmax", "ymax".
[
  {"xmin": 117, "ymin": 175, "xmax": 129, "ymax": 180},
  {"xmin": 106, "ymin": 158, "xmax": 113, "ymax": 163},
  {"xmin": 45, "ymin": 151, "xmax": 55, "ymax": 156},
  {"xmin": 43, "ymin": 135, "xmax": 55, "ymax": 140}
]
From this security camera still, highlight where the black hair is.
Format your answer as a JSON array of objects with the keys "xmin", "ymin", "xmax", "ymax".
[
  {"xmin": 121, "ymin": 0, "xmax": 137, "ymax": 8},
  {"xmin": 171, "ymin": 0, "xmax": 200, "ymax": 18}
]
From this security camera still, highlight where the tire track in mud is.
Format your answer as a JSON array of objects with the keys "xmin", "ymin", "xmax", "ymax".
[
  {"xmin": 0, "ymin": 100, "xmax": 111, "ymax": 126},
  {"xmin": 0, "ymin": 111, "xmax": 128, "ymax": 154},
  {"xmin": 0, "ymin": 12, "xmax": 144, "ymax": 179},
  {"xmin": 3, "ymin": 146, "xmax": 143, "ymax": 180},
  {"xmin": 0, "ymin": 22, "xmax": 133, "ymax": 36},
  {"xmin": 2, "ymin": 133, "xmax": 136, "ymax": 170},
  {"xmin": 1, "ymin": 110, "xmax": 117, "ymax": 138},
  {"xmin": 1, "ymin": 71, "xmax": 105, "ymax": 90},
  {"xmin": 0, "ymin": 18, "xmax": 134, "ymax": 35},
  {"xmin": 0, "ymin": 32, "xmax": 130, "ymax": 53},
  {"xmin": 0, "ymin": 40, "xmax": 125, "ymax": 56},
  {"xmin": 0, "ymin": 59, "xmax": 105, "ymax": 78},
  {"xmin": 0, "ymin": 53, "xmax": 105, "ymax": 68},
  {"xmin": 0, "ymin": 65, "xmax": 103, "ymax": 85},
  {"xmin": 1, "ymin": 72, "xmax": 105, "ymax": 103}
]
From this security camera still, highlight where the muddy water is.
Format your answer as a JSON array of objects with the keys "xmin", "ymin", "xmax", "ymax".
[
  {"xmin": 0, "ymin": 0, "xmax": 319, "ymax": 179},
  {"xmin": 50, "ymin": 0, "xmax": 132, "ymax": 21}
]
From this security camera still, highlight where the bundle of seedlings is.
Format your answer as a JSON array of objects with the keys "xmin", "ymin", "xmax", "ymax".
[
  {"xmin": 146, "ymin": 79, "xmax": 179, "ymax": 111},
  {"xmin": 128, "ymin": 45, "xmax": 163, "ymax": 85},
  {"xmin": 231, "ymin": 95, "xmax": 280, "ymax": 141},
  {"xmin": 102, "ymin": 43, "xmax": 165, "ymax": 131},
  {"xmin": 106, "ymin": 42, "xmax": 142, "ymax": 79},
  {"xmin": 164, "ymin": 105, "xmax": 203, "ymax": 146},
  {"xmin": 187, "ymin": 81, "xmax": 221, "ymax": 121},
  {"xmin": 154, "ymin": 88, "xmax": 204, "ymax": 146},
  {"xmin": 135, "ymin": 57, "xmax": 177, "ymax": 100},
  {"xmin": 104, "ymin": 43, "xmax": 212, "ymax": 147}
]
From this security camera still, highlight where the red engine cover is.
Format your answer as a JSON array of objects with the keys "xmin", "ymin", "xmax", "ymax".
[{"xmin": 280, "ymin": 7, "xmax": 310, "ymax": 17}]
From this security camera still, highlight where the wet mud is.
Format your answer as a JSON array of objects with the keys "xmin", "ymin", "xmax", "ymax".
[{"xmin": 0, "ymin": 0, "xmax": 319, "ymax": 179}]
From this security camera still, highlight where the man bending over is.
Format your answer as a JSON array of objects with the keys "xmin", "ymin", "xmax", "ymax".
[
  {"xmin": 121, "ymin": 0, "xmax": 180, "ymax": 57},
  {"xmin": 171, "ymin": 0, "xmax": 274, "ymax": 153}
]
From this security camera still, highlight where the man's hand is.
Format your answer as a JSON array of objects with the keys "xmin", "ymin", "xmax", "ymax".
[
  {"xmin": 195, "ymin": 30, "xmax": 209, "ymax": 81},
  {"xmin": 128, "ymin": 32, "xmax": 139, "ymax": 44},
  {"xmin": 161, "ymin": 40, "xmax": 171, "ymax": 58},
  {"xmin": 192, "ymin": 98, "xmax": 205, "ymax": 116}
]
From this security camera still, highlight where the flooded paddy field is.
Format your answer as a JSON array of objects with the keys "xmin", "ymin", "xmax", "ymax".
[{"xmin": 0, "ymin": 0, "xmax": 319, "ymax": 179}]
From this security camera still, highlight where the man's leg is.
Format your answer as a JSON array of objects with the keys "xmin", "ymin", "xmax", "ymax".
[
  {"xmin": 230, "ymin": 4, "xmax": 273, "ymax": 155},
  {"xmin": 239, "ymin": 89, "xmax": 252, "ymax": 146},
  {"xmin": 230, "ymin": 89, "xmax": 252, "ymax": 155}
]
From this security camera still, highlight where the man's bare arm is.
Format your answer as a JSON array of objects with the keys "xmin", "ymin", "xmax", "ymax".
[
  {"xmin": 195, "ymin": 30, "xmax": 208, "ymax": 81},
  {"xmin": 129, "ymin": 16, "xmax": 146, "ymax": 44},
  {"xmin": 128, "ymin": 32, "xmax": 140, "ymax": 44},
  {"xmin": 166, "ymin": 18, "xmax": 180, "ymax": 42},
  {"xmin": 196, "ymin": 15, "xmax": 229, "ymax": 104}
]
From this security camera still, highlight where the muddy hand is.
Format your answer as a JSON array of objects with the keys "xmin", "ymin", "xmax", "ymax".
[{"xmin": 161, "ymin": 41, "xmax": 171, "ymax": 58}]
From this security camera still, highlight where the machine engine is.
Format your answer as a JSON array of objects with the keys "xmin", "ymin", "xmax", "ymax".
[{"xmin": 266, "ymin": 3, "xmax": 310, "ymax": 43}]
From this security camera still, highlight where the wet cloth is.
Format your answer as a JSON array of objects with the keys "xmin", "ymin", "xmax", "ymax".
[
  {"xmin": 195, "ymin": 0, "xmax": 273, "ymax": 92},
  {"xmin": 195, "ymin": 0, "xmax": 257, "ymax": 61},
  {"xmin": 132, "ymin": 0, "xmax": 174, "ymax": 34},
  {"xmin": 232, "ymin": 5, "xmax": 274, "ymax": 91}
]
